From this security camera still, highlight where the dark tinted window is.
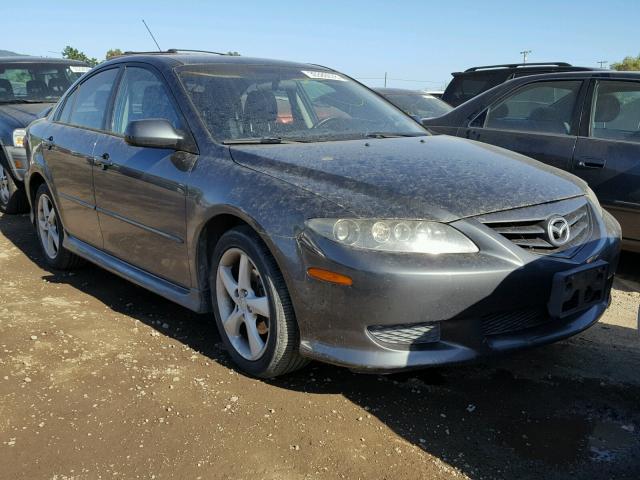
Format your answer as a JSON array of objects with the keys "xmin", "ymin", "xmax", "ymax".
[
  {"xmin": 590, "ymin": 80, "xmax": 640, "ymax": 143},
  {"xmin": 68, "ymin": 68, "xmax": 118, "ymax": 130},
  {"xmin": 110, "ymin": 67, "xmax": 182, "ymax": 135},
  {"xmin": 443, "ymin": 72, "xmax": 507, "ymax": 106},
  {"xmin": 484, "ymin": 81, "xmax": 582, "ymax": 135},
  {"xmin": 57, "ymin": 89, "xmax": 77, "ymax": 124}
]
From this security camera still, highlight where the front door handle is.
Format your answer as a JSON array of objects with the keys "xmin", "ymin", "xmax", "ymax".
[
  {"xmin": 576, "ymin": 157, "xmax": 606, "ymax": 169},
  {"xmin": 43, "ymin": 136, "xmax": 54, "ymax": 150},
  {"xmin": 93, "ymin": 153, "xmax": 112, "ymax": 170}
]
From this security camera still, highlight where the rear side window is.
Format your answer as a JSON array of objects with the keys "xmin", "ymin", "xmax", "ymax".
[
  {"xmin": 444, "ymin": 72, "xmax": 506, "ymax": 106},
  {"xmin": 110, "ymin": 66, "xmax": 182, "ymax": 135},
  {"xmin": 68, "ymin": 68, "xmax": 119, "ymax": 130},
  {"xmin": 590, "ymin": 80, "xmax": 640, "ymax": 143},
  {"xmin": 484, "ymin": 81, "xmax": 582, "ymax": 135}
]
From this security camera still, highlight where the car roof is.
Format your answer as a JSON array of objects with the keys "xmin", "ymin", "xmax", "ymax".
[
  {"xmin": 376, "ymin": 88, "xmax": 432, "ymax": 95},
  {"xmin": 101, "ymin": 51, "xmax": 332, "ymax": 71},
  {"xmin": 0, "ymin": 56, "xmax": 89, "ymax": 65}
]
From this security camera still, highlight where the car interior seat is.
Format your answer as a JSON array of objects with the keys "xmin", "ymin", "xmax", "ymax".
[
  {"xmin": 48, "ymin": 78, "xmax": 69, "ymax": 95},
  {"xmin": 593, "ymin": 94, "xmax": 623, "ymax": 140},
  {"xmin": 141, "ymin": 84, "xmax": 180, "ymax": 129},
  {"xmin": 26, "ymin": 80, "xmax": 48, "ymax": 97},
  {"xmin": 243, "ymin": 89, "xmax": 278, "ymax": 136},
  {"xmin": 0, "ymin": 79, "xmax": 14, "ymax": 101}
]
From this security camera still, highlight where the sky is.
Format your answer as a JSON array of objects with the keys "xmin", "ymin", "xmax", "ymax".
[{"xmin": 3, "ymin": 0, "xmax": 638, "ymax": 90}]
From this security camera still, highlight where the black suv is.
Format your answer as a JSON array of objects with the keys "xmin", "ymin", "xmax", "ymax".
[
  {"xmin": 442, "ymin": 62, "xmax": 593, "ymax": 107},
  {"xmin": 424, "ymin": 70, "xmax": 640, "ymax": 252},
  {"xmin": 0, "ymin": 56, "xmax": 90, "ymax": 213}
]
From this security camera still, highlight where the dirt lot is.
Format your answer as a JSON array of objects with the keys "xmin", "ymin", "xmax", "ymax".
[{"xmin": 0, "ymin": 212, "xmax": 639, "ymax": 480}]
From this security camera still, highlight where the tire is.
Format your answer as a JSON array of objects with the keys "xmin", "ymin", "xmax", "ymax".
[
  {"xmin": 34, "ymin": 183, "xmax": 83, "ymax": 270},
  {"xmin": 210, "ymin": 226, "xmax": 308, "ymax": 378},
  {"xmin": 0, "ymin": 163, "xmax": 29, "ymax": 214}
]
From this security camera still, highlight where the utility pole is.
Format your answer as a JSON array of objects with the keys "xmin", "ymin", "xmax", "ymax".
[
  {"xmin": 597, "ymin": 60, "xmax": 608, "ymax": 68},
  {"xmin": 520, "ymin": 50, "xmax": 532, "ymax": 64},
  {"xmin": 384, "ymin": 72, "xmax": 387, "ymax": 88}
]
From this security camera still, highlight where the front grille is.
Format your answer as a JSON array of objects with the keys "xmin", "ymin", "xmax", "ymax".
[
  {"xmin": 368, "ymin": 322, "xmax": 441, "ymax": 346},
  {"xmin": 479, "ymin": 198, "xmax": 592, "ymax": 256},
  {"xmin": 482, "ymin": 309, "xmax": 549, "ymax": 336}
]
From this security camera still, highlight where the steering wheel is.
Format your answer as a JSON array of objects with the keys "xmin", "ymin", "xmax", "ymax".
[{"xmin": 312, "ymin": 116, "xmax": 344, "ymax": 129}]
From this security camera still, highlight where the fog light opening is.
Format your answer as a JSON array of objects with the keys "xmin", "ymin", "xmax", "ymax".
[{"xmin": 307, "ymin": 268, "xmax": 353, "ymax": 286}]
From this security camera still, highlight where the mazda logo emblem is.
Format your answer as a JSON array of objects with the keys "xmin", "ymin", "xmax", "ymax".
[{"xmin": 547, "ymin": 216, "xmax": 571, "ymax": 247}]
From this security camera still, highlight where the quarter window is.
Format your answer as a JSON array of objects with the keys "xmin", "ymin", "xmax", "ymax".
[
  {"xmin": 110, "ymin": 67, "xmax": 182, "ymax": 135},
  {"xmin": 484, "ymin": 81, "xmax": 582, "ymax": 135},
  {"xmin": 590, "ymin": 81, "xmax": 640, "ymax": 143},
  {"xmin": 68, "ymin": 68, "xmax": 119, "ymax": 130}
]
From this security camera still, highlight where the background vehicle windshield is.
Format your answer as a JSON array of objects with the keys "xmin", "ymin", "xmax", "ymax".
[
  {"xmin": 177, "ymin": 64, "xmax": 426, "ymax": 142},
  {"xmin": 385, "ymin": 93, "xmax": 453, "ymax": 119},
  {"xmin": 0, "ymin": 62, "xmax": 90, "ymax": 103}
]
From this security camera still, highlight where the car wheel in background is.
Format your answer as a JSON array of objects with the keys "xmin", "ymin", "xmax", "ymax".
[
  {"xmin": 0, "ymin": 164, "xmax": 29, "ymax": 214},
  {"xmin": 34, "ymin": 183, "xmax": 83, "ymax": 270},
  {"xmin": 210, "ymin": 226, "xmax": 308, "ymax": 378}
]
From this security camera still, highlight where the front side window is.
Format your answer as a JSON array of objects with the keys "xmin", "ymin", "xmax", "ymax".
[
  {"xmin": 110, "ymin": 66, "xmax": 182, "ymax": 135},
  {"xmin": 68, "ymin": 68, "xmax": 119, "ymax": 130},
  {"xmin": 590, "ymin": 80, "xmax": 640, "ymax": 143},
  {"xmin": 177, "ymin": 64, "xmax": 426, "ymax": 143},
  {"xmin": 0, "ymin": 62, "xmax": 90, "ymax": 103},
  {"xmin": 484, "ymin": 80, "xmax": 582, "ymax": 135}
]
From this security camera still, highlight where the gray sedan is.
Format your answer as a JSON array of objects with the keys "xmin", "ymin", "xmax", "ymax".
[{"xmin": 25, "ymin": 51, "xmax": 621, "ymax": 377}]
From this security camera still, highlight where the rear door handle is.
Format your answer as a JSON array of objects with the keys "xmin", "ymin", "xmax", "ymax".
[{"xmin": 93, "ymin": 153, "xmax": 112, "ymax": 170}]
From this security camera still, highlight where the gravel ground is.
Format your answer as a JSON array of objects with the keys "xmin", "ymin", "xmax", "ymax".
[{"xmin": 0, "ymin": 212, "xmax": 639, "ymax": 480}]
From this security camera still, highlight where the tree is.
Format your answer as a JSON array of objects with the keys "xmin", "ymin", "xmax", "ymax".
[
  {"xmin": 106, "ymin": 48, "xmax": 124, "ymax": 60},
  {"xmin": 62, "ymin": 46, "xmax": 98, "ymax": 67},
  {"xmin": 611, "ymin": 54, "xmax": 640, "ymax": 71}
]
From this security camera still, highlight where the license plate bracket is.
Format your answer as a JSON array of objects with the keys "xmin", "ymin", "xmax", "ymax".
[{"xmin": 547, "ymin": 260, "xmax": 609, "ymax": 318}]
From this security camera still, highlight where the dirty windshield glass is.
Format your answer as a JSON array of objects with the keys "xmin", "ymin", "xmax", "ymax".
[
  {"xmin": 0, "ymin": 62, "xmax": 90, "ymax": 103},
  {"xmin": 177, "ymin": 64, "xmax": 426, "ymax": 143}
]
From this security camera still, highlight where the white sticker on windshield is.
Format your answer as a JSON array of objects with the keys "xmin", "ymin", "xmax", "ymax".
[
  {"xmin": 301, "ymin": 70, "xmax": 347, "ymax": 81},
  {"xmin": 69, "ymin": 66, "xmax": 91, "ymax": 73}
]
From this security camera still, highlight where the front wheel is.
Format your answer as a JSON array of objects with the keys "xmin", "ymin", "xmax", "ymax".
[
  {"xmin": 210, "ymin": 226, "xmax": 308, "ymax": 378},
  {"xmin": 0, "ymin": 164, "xmax": 28, "ymax": 214}
]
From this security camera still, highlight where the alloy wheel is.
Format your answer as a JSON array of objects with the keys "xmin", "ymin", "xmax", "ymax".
[
  {"xmin": 37, "ymin": 193, "xmax": 60, "ymax": 259},
  {"xmin": 216, "ymin": 248, "xmax": 271, "ymax": 361},
  {"xmin": 0, "ymin": 165, "xmax": 9, "ymax": 205}
]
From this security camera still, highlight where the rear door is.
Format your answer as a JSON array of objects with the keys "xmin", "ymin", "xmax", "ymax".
[
  {"xmin": 91, "ymin": 64, "xmax": 193, "ymax": 287},
  {"xmin": 572, "ymin": 79, "xmax": 640, "ymax": 244},
  {"xmin": 45, "ymin": 67, "xmax": 120, "ymax": 248},
  {"xmin": 458, "ymin": 79, "xmax": 587, "ymax": 171}
]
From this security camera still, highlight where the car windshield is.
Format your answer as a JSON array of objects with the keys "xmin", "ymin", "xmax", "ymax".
[
  {"xmin": 0, "ymin": 62, "xmax": 90, "ymax": 103},
  {"xmin": 177, "ymin": 64, "xmax": 427, "ymax": 143},
  {"xmin": 385, "ymin": 93, "xmax": 453, "ymax": 119}
]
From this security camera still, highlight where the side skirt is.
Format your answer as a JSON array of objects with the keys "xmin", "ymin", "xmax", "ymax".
[{"xmin": 63, "ymin": 234, "xmax": 210, "ymax": 313}]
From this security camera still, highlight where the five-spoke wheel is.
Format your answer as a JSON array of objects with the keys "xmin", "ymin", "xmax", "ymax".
[{"xmin": 37, "ymin": 192, "xmax": 60, "ymax": 260}]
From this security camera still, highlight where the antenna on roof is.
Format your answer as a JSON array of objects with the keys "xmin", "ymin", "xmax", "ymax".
[{"xmin": 142, "ymin": 19, "xmax": 162, "ymax": 51}]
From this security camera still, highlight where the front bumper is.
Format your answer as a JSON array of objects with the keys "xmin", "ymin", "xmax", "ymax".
[
  {"xmin": 278, "ymin": 203, "xmax": 621, "ymax": 372},
  {"xmin": 1, "ymin": 145, "xmax": 27, "ymax": 182}
]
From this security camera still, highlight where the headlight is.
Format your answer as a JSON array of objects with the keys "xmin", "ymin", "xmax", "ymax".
[
  {"xmin": 12, "ymin": 128, "xmax": 26, "ymax": 148},
  {"xmin": 585, "ymin": 187, "xmax": 602, "ymax": 215},
  {"xmin": 306, "ymin": 218, "xmax": 478, "ymax": 254}
]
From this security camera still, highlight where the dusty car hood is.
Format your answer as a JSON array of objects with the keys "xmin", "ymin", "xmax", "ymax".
[
  {"xmin": 0, "ymin": 102, "xmax": 53, "ymax": 129},
  {"xmin": 228, "ymin": 135, "xmax": 585, "ymax": 222}
]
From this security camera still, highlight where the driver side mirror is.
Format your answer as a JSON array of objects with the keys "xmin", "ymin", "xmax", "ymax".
[{"xmin": 124, "ymin": 119, "xmax": 184, "ymax": 150}]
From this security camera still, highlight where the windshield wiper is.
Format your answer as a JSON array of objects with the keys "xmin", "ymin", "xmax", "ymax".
[
  {"xmin": 223, "ymin": 137, "xmax": 301, "ymax": 145},
  {"xmin": 364, "ymin": 132, "xmax": 427, "ymax": 139}
]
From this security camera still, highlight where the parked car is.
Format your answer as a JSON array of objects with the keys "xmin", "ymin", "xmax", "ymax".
[
  {"xmin": 0, "ymin": 56, "xmax": 90, "ymax": 213},
  {"xmin": 375, "ymin": 88, "xmax": 452, "ymax": 120},
  {"xmin": 25, "ymin": 51, "xmax": 620, "ymax": 378},
  {"xmin": 442, "ymin": 62, "xmax": 594, "ymax": 107},
  {"xmin": 424, "ymin": 70, "xmax": 640, "ymax": 252},
  {"xmin": 425, "ymin": 90, "xmax": 444, "ymax": 99}
]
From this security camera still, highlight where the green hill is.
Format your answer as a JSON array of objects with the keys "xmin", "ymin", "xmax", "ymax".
[{"xmin": 0, "ymin": 50, "xmax": 22, "ymax": 56}]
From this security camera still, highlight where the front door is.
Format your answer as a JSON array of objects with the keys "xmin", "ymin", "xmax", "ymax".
[
  {"xmin": 92, "ymin": 65, "xmax": 193, "ymax": 287},
  {"xmin": 572, "ymin": 79, "xmax": 640, "ymax": 244},
  {"xmin": 44, "ymin": 67, "xmax": 120, "ymax": 248},
  {"xmin": 458, "ymin": 79, "xmax": 586, "ymax": 171}
]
